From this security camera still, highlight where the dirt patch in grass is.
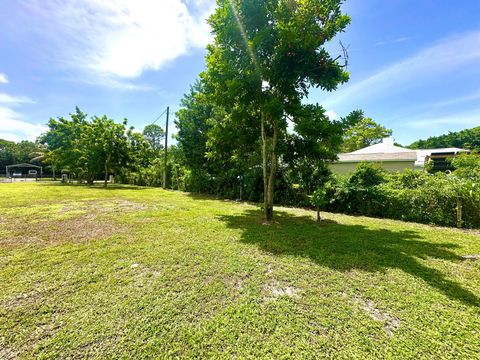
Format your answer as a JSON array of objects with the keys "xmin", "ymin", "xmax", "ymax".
[
  {"xmin": 86, "ymin": 199, "xmax": 148, "ymax": 212},
  {"xmin": 263, "ymin": 280, "xmax": 300, "ymax": 302},
  {"xmin": 224, "ymin": 274, "xmax": 250, "ymax": 292},
  {"xmin": 2, "ymin": 287, "xmax": 53, "ymax": 310},
  {"xmin": 0, "ymin": 346, "xmax": 17, "ymax": 360},
  {"xmin": 0, "ymin": 214, "xmax": 124, "ymax": 246},
  {"xmin": 128, "ymin": 263, "xmax": 165, "ymax": 289},
  {"xmin": 59, "ymin": 199, "xmax": 149, "ymax": 215},
  {"xmin": 461, "ymin": 254, "xmax": 480, "ymax": 261},
  {"xmin": 354, "ymin": 296, "xmax": 400, "ymax": 336},
  {"xmin": 0, "ymin": 199, "xmax": 146, "ymax": 246},
  {"xmin": 261, "ymin": 263, "xmax": 300, "ymax": 302}
]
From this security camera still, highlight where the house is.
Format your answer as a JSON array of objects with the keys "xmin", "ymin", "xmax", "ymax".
[{"xmin": 330, "ymin": 138, "xmax": 466, "ymax": 175}]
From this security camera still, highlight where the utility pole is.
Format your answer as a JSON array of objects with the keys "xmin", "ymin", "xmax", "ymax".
[{"xmin": 163, "ymin": 106, "xmax": 169, "ymax": 189}]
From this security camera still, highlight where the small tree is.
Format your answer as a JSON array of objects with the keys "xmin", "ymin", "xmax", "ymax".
[{"xmin": 311, "ymin": 188, "xmax": 327, "ymax": 222}]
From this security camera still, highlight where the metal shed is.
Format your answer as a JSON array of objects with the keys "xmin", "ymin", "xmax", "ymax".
[{"xmin": 5, "ymin": 163, "xmax": 43, "ymax": 179}]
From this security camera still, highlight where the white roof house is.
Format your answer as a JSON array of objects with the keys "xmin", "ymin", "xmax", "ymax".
[{"xmin": 331, "ymin": 138, "xmax": 466, "ymax": 175}]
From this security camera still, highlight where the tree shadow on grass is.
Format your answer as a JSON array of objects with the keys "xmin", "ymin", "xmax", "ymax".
[{"xmin": 217, "ymin": 209, "xmax": 480, "ymax": 308}]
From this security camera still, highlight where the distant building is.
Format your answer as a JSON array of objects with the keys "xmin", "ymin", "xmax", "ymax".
[
  {"xmin": 330, "ymin": 138, "xmax": 466, "ymax": 175},
  {"xmin": 415, "ymin": 148, "xmax": 468, "ymax": 171}
]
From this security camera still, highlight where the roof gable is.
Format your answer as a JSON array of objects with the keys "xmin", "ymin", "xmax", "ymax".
[{"xmin": 349, "ymin": 138, "xmax": 412, "ymax": 154}]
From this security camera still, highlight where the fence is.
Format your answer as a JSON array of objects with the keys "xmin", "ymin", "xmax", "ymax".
[{"xmin": 0, "ymin": 171, "xmax": 57, "ymax": 182}]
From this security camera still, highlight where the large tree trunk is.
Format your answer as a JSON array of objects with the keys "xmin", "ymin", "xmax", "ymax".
[{"xmin": 261, "ymin": 111, "xmax": 278, "ymax": 223}]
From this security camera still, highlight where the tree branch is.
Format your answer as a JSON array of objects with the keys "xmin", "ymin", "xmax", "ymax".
[{"xmin": 339, "ymin": 40, "xmax": 349, "ymax": 68}]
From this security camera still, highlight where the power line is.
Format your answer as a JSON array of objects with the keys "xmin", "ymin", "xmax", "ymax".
[
  {"xmin": 149, "ymin": 106, "xmax": 171, "ymax": 189},
  {"xmin": 151, "ymin": 108, "xmax": 168, "ymax": 125}
]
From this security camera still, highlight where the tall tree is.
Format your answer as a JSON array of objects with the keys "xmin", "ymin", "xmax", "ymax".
[
  {"xmin": 128, "ymin": 131, "xmax": 155, "ymax": 170},
  {"xmin": 39, "ymin": 107, "xmax": 88, "ymax": 176},
  {"xmin": 142, "ymin": 124, "xmax": 165, "ymax": 153},
  {"xmin": 341, "ymin": 113, "xmax": 392, "ymax": 152},
  {"xmin": 80, "ymin": 116, "xmax": 131, "ymax": 187},
  {"xmin": 175, "ymin": 81, "xmax": 214, "ymax": 175},
  {"xmin": 204, "ymin": 0, "xmax": 351, "ymax": 221},
  {"xmin": 176, "ymin": 81, "xmax": 254, "ymax": 194}
]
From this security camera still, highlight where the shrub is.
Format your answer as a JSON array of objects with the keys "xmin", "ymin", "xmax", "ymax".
[
  {"xmin": 451, "ymin": 153, "xmax": 480, "ymax": 180},
  {"xmin": 349, "ymin": 162, "xmax": 386, "ymax": 187},
  {"xmin": 324, "ymin": 163, "xmax": 480, "ymax": 228}
]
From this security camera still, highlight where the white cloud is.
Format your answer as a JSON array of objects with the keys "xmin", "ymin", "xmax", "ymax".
[
  {"xmin": 0, "ymin": 73, "xmax": 8, "ymax": 84},
  {"xmin": 0, "ymin": 91, "xmax": 41, "ymax": 141},
  {"xmin": 430, "ymin": 89, "xmax": 480, "ymax": 109},
  {"xmin": 0, "ymin": 93, "xmax": 35, "ymax": 105},
  {"xmin": 325, "ymin": 110, "xmax": 338, "ymax": 120},
  {"xmin": 0, "ymin": 106, "xmax": 46, "ymax": 141},
  {"xmin": 21, "ymin": 0, "xmax": 215, "ymax": 82},
  {"xmin": 77, "ymin": 76, "xmax": 155, "ymax": 92},
  {"xmin": 374, "ymin": 37, "xmax": 409, "ymax": 47},
  {"xmin": 402, "ymin": 108, "xmax": 480, "ymax": 130},
  {"xmin": 323, "ymin": 31, "xmax": 480, "ymax": 108}
]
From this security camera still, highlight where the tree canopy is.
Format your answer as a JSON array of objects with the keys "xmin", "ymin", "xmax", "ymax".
[
  {"xmin": 341, "ymin": 112, "xmax": 392, "ymax": 152},
  {"xmin": 142, "ymin": 124, "xmax": 165, "ymax": 153},
  {"xmin": 409, "ymin": 126, "xmax": 480, "ymax": 150},
  {"xmin": 39, "ymin": 107, "xmax": 151, "ymax": 186},
  {"xmin": 79, "ymin": 116, "xmax": 133, "ymax": 187}
]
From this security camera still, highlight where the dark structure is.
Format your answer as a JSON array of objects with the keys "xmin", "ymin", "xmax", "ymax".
[
  {"xmin": 5, "ymin": 163, "xmax": 43, "ymax": 179},
  {"xmin": 425, "ymin": 150, "xmax": 468, "ymax": 172}
]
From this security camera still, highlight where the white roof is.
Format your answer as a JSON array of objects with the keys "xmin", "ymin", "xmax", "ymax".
[
  {"xmin": 350, "ymin": 138, "xmax": 413, "ymax": 154},
  {"xmin": 337, "ymin": 138, "xmax": 467, "ymax": 167}
]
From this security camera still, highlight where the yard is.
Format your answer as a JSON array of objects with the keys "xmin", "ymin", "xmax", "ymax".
[{"xmin": 1, "ymin": 183, "xmax": 479, "ymax": 358}]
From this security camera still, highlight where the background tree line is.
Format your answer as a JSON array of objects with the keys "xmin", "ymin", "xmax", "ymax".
[
  {"xmin": 36, "ymin": 107, "xmax": 166, "ymax": 187},
  {"xmin": 409, "ymin": 126, "xmax": 480, "ymax": 150},
  {"xmin": 0, "ymin": 139, "xmax": 43, "ymax": 170}
]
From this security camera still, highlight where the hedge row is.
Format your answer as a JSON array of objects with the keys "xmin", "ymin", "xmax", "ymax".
[{"xmin": 325, "ymin": 164, "xmax": 480, "ymax": 228}]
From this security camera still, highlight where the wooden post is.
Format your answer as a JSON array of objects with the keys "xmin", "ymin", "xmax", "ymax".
[{"xmin": 456, "ymin": 196, "xmax": 463, "ymax": 228}]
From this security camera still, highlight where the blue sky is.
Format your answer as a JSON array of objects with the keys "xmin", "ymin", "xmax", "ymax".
[{"xmin": 0, "ymin": 0, "xmax": 479, "ymax": 145}]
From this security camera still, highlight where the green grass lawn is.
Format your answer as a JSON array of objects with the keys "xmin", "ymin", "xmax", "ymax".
[{"xmin": 1, "ymin": 183, "xmax": 479, "ymax": 359}]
